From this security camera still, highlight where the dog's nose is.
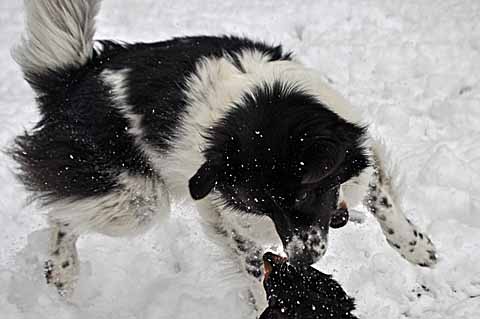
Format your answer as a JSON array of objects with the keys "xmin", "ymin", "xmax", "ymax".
[{"xmin": 330, "ymin": 202, "xmax": 349, "ymax": 228}]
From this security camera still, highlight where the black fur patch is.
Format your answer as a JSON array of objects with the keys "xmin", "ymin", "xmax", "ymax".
[{"xmin": 380, "ymin": 196, "xmax": 392, "ymax": 208}]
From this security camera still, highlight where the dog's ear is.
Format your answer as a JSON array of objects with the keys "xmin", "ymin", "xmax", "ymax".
[
  {"xmin": 188, "ymin": 160, "xmax": 219, "ymax": 200},
  {"xmin": 301, "ymin": 139, "xmax": 346, "ymax": 185}
]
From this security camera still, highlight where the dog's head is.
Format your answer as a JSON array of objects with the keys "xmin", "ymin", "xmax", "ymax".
[
  {"xmin": 260, "ymin": 252, "xmax": 357, "ymax": 319},
  {"xmin": 189, "ymin": 81, "xmax": 369, "ymax": 266}
]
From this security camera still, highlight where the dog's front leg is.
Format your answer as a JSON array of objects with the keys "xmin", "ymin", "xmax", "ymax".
[
  {"xmin": 230, "ymin": 229, "xmax": 267, "ymax": 312},
  {"xmin": 44, "ymin": 222, "xmax": 80, "ymax": 297},
  {"xmin": 196, "ymin": 200, "xmax": 267, "ymax": 314},
  {"xmin": 365, "ymin": 152, "xmax": 438, "ymax": 267}
]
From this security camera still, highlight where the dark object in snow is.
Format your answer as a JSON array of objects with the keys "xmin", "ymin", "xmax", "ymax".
[{"xmin": 260, "ymin": 252, "xmax": 358, "ymax": 319}]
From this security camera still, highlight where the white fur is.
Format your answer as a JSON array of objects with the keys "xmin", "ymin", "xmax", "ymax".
[
  {"xmin": 44, "ymin": 173, "xmax": 170, "ymax": 296},
  {"xmin": 373, "ymin": 181, "xmax": 437, "ymax": 266},
  {"xmin": 285, "ymin": 232, "xmax": 328, "ymax": 261},
  {"xmin": 159, "ymin": 54, "xmax": 253, "ymax": 196},
  {"xmin": 214, "ymin": 201, "xmax": 283, "ymax": 249},
  {"xmin": 45, "ymin": 224, "xmax": 79, "ymax": 297},
  {"xmin": 341, "ymin": 166, "xmax": 374, "ymax": 208},
  {"xmin": 12, "ymin": 0, "xmax": 101, "ymax": 86},
  {"xmin": 369, "ymin": 145, "xmax": 437, "ymax": 266},
  {"xmin": 101, "ymin": 68, "xmax": 160, "ymax": 162},
  {"xmin": 48, "ymin": 173, "xmax": 170, "ymax": 236}
]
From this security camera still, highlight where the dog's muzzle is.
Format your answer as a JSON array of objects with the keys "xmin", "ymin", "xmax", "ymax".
[{"xmin": 284, "ymin": 228, "xmax": 328, "ymax": 266}]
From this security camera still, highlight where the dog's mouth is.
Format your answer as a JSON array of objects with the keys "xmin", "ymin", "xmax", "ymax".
[{"xmin": 330, "ymin": 201, "xmax": 349, "ymax": 229}]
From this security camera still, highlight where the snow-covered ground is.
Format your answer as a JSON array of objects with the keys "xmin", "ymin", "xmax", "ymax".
[{"xmin": 1, "ymin": 0, "xmax": 479, "ymax": 318}]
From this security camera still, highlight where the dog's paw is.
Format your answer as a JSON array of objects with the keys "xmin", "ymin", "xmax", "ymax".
[
  {"xmin": 386, "ymin": 228, "xmax": 438, "ymax": 267},
  {"xmin": 44, "ymin": 257, "xmax": 79, "ymax": 297}
]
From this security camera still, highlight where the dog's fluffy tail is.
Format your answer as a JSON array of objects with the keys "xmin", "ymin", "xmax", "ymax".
[{"xmin": 12, "ymin": 0, "xmax": 101, "ymax": 93}]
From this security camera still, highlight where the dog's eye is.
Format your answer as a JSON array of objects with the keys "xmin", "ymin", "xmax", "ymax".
[{"xmin": 295, "ymin": 191, "xmax": 309, "ymax": 203}]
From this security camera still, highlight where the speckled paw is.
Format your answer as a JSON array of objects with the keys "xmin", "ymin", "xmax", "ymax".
[
  {"xmin": 44, "ymin": 258, "xmax": 78, "ymax": 297},
  {"xmin": 387, "ymin": 229, "xmax": 438, "ymax": 267}
]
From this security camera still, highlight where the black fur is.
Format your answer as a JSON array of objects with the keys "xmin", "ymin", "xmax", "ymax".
[{"xmin": 260, "ymin": 252, "xmax": 358, "ymax": 319}]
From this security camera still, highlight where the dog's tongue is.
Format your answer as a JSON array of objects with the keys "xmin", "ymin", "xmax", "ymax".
[{"xmin": 330, "ymin": 202, "xmax": 349, "ymax": 229}]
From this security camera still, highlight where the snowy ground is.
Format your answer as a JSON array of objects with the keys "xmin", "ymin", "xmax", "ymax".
[{"xmin": 1, "ymin": 0, "xmax": 480, "ymax": 318}]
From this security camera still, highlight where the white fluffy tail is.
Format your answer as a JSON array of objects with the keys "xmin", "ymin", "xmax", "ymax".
[{"xmin": 12, "ymin": 0, "xmax": 101, "ymax": 85}]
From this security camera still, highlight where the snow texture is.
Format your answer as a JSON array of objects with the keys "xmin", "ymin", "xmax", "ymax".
[{"xmin": 1, "ymin": 0, "xmax": 479, "ymax": 318}]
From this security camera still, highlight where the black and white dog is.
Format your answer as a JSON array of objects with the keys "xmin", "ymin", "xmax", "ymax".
[{"xmin": 11, "ymin": 0, "xmax": 436, "ymax": 304}]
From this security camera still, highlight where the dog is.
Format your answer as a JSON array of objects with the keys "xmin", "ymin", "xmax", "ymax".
[
  {"xmin": 10, "ymin": 0, "xmax": 437, "ymax": 305},
  {"xmin": 260, "ymin": 252, "xmax": 357, "ymax": 319}
]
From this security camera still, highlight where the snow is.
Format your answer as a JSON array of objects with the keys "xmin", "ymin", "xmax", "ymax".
[{"xmin": 1, "ymin": 0, "xmax": 479, "ymax": 318}]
